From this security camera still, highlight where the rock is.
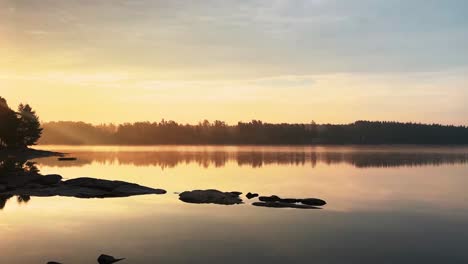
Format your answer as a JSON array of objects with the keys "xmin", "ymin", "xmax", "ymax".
[
  {"xmin": 246, "ymin": 192, "xmax": 259, "ymax": 199},
  {"xmin": 1, "ymin": 174, "xmax": 41, "ymax": 189},
  {"xmin": 259, "ymin": 195, "xmax": 281, "ymax": 202},
  {"xmin": 230, "ymin": 191, "xmax": 243, "ymax": 196},
  {"xmin": 36, "ymin": 174, "xmax": 62, "ymax": 185},
  {"xmin": 301, "ymin": 198, "xmax": 327, "ymax": 206},
  {"xmin": 63, "ymin": 178, "xmax": 166, "ymax": 196},
  {"xmin": 24, "ymin": 183, "xmax": 44, "ymax": 189},
  {"xmin": 259, "ymin": 195, "xmax": 326, "ymax": 206},
  {"xmin": 281, "ymin": 198, "xmax": 301, "ymax": 203},
  {"xmin": 2, "ymin": 177, "xmax": 166, "ymax": 199},
  {"xmin": 179, "ymin": 189, "xmax": 243, "ymax": 205},
  {"xmin": 252, "ymin": 202, "xmax": 321, "ymax": 209},
  {"xmin": 98, "ymin": 254, "xmax": 125, "ymax": 264}
]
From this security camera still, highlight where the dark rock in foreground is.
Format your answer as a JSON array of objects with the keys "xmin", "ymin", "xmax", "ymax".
[
  {"xmin": 37, "ymin": 174, "xmax": 62, "ymax": 185},
  {"xmin": 179, "ymin": 189, "xmax": 243, "ymax": 205},
  {"xmin": 98, "ymin": 254, "xmax": 125, "ymax": 264},
  {"xmin": 246, "ymin": 192, "xmax": 259, "ymax": 199},
  {"xmin": 1, "ymin": 176, "xmax": 166, "ymax": 199},
  {"xmin": 252, "ymin": 202, "xmax": 321, "ymax": 209},
  {"xmin": 259, "ymin": 195, "xmax": 326, "ymax": 206}
]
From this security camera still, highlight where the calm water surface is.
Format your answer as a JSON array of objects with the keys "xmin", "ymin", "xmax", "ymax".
[{"xmin": 1, "ymin": 145, "xmax": 468, "ymax": 263}]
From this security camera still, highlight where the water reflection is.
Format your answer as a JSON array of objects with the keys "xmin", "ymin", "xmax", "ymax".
[
  {"xmin": 2, "ymin": 146, "xmax": 468, "ymax": 263},
  {"xmin": 34, "ymin": 146, "xmax": 468, "ymax": 168},
  {"xmin": 0, "ymin": 158, "xmax": 38, "ymax": 209}
]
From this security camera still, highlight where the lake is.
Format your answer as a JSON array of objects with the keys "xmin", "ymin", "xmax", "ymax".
[{"xmin": 1, "ymin": 145, "xmax": 468, "ymax": 263}]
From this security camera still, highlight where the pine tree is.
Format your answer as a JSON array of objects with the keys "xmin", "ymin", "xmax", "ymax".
[
  {"xmin": 0, "ymin": 97, "xmax": 19, "ymax": 149},
  {"xmin": 17, "ymin": 103, "xmax": 43, "ymax": 147}
]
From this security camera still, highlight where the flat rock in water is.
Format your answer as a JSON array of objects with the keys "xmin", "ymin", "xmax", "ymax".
[
  {"xmin": 259, "ymin": 195, "xmax": 327, "ymax": 207},
  {"xmin": 35, "ymin": 174, "xmax": 62, "ymax": 185},
  {"xmin": 179, "ymin": 189, "xmax": 243, "ymax": 205},
  {"xmin": 259, "ymin": 195, "xmax": 281, "ymax": 202},
  {"xmin": 301, "ymin": 198, "xmax": 327, "ymax": 206},
  {"xmin": 1, "ymin": 177, "xmax": 166, "ymax": 198},
  {"xmin": 0, "ymin": 174, "xmax": 42, "ymax": 189},
  {"xmin": 252, "ymin": 202, "xmax": 321, "ymax": 209}
]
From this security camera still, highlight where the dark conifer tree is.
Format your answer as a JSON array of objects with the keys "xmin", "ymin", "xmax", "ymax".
[
  {"xmin": 0, "ymin": 97, "xmax": 20, "ymax": 149},
  {"xmin": 17, "ymin": 104, "xmax": 43, "ymax": 147}
]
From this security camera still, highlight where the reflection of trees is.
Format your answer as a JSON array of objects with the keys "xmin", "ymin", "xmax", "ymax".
[
  {"xmin": 0, "ymin": 194, "xmax": 13, "ymax": 209},
  {"xmin": 0, "ymin": 157, "xmax": 37, "ymax": 210},
  {"xmin": 33, "ymin": 150, "xmax": 468, "ymax": 169}
]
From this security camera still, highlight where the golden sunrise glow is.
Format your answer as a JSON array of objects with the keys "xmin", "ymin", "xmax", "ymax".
[{"xmin": 1, "ymin": 1, "xmax": 467, "ymax": 125}]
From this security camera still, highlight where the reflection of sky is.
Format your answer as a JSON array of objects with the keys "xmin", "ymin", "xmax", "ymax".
[{"xmin": 2, "ymin": 199, "xmax": 468, "ymax": 264}]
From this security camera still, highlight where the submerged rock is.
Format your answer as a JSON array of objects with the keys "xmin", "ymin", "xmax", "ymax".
[
  {"xmin": 179, "ymin": 189, "xmax": 243, "ymax": 205},
  {"xmin": 97, "ymin": 254, "xmax": 125, "ymax": 264},
  {"xmin": 246, "ymin": 192, "xmax": 259, "ymax": 199},
  {"xmin": 252, "ymin": 202, "xmax": 321, "ymax": 209}
]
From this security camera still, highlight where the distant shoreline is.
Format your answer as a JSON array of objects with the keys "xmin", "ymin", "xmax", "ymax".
[{"xmin": 36, "ymin": 143, "xmax": 468, "ymax": 147}]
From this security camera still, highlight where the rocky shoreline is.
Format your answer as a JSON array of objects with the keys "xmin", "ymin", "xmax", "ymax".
[{"xmin": 0, "ymin": 149, "xmax": 326, "ymax": 210}]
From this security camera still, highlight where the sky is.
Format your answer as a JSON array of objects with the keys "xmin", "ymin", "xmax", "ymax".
[{"xmin": 1, "ymin": 0, "xmax": 467, "ymax": 125}]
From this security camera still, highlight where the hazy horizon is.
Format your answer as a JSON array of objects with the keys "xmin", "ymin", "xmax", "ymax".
[{"xmin": 38, "ymin": 119, "xmax": 468, "ymax": 127}]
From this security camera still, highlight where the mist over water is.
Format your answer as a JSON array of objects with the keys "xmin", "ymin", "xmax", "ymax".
[{"xmin": 35, "ymin": 145, "xmax": 468, "ymax": 168}]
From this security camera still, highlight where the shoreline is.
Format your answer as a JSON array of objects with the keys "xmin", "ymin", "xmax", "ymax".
[{"xmin": 0, "ymin": 148, "xmax": 63, "ymax": 160}]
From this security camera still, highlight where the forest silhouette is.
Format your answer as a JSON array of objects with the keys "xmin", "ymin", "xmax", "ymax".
[{"xmin": 39, "ymin": 120, "xmax": 468, "ymax": 145}]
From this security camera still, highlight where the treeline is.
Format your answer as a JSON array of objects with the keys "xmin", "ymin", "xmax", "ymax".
[
  {"xmin": 38, "ymin": 120, "xmax": 468, "ymax": 145},
  {"xmin": 0, "ymin": 97, "xmax": 42, "ymax": 149}
]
